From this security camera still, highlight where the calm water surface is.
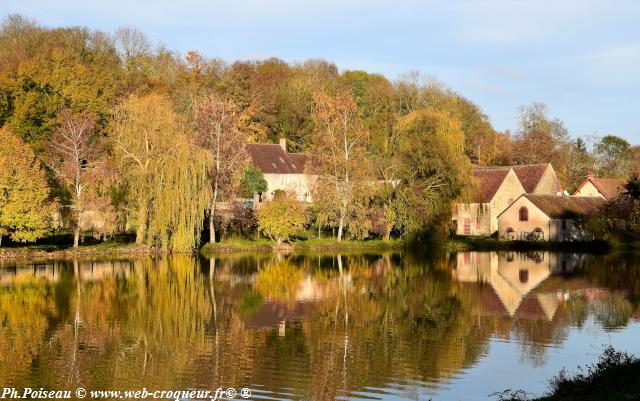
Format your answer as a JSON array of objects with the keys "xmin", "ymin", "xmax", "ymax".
[{"xmin": 1, "ymin": 250, "xmax": 639, "ymax": 401}]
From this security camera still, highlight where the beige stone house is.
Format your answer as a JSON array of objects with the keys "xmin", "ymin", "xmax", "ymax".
[
  {"xmin": 574, "ymin": 175, "xmax": 626, "ymax": 200},
  {"xmin": 452, "ymin": 168, "xmax": 525, "ymax": 235},
  {"xmin": 246, "ymin": 139, "xmax": 313, "ymax": 203},
  {"xmin": 497, "ymin": 194, "xmax": 604, "ymax": 241},
  {"xmin": 452, "ymin": 163, "xmax": 562, "ymax": 236}
]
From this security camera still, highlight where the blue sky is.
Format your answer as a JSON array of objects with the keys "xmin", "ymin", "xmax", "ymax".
[{"xmin": 3, "ymin": 0, "xmax": 640, "ymax": 143}]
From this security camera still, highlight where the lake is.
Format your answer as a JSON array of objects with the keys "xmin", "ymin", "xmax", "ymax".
[{"xmin": 1, "ymin": 250, "xmax": 639, "ymax": 401}]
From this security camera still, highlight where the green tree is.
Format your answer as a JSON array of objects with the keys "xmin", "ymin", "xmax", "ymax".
[
  {"xmin": 239, "ymin": 165, "xmax": 268, "ymax": 198},
  {"xmin": 0, "ymin": 127, "xmax": 54, "ymax": 246},
  {"xmin": 393, "ymin": 108, "xmax": 471, "ymax": 236},
  {"xmin": 594, "ymin": 135, "xmax": 631, "ymax": 177},
  {"xmin": 256, "ymin": 198, "xmax": 307, "ymax": 246}
]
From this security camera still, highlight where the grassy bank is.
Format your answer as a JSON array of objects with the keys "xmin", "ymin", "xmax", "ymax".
[
  {"xmin": 200, "ymin": 238, "xmax": 403, "ymax": 256},
  {"xmin": 0, "ymin": 242, "xmax": 157, "ymax": 260},
  {"xmin": 496, "ymin": 347, "xmax": 640, "ymax": 401},
  {"xmin": 449, "ymin": 237, "xmax": 614, "ymax": 254}
]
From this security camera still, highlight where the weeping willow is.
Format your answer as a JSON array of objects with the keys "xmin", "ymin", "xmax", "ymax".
[
  {"xmin": 112, "ymin": 94, "xmax": 212, "ymax": 251},
  {"xmin": 144, "ymin": 144, "xmax": 212, "ymax": 251}
]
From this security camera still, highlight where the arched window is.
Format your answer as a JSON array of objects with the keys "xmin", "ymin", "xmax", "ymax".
[
  {"xmin": 519, "ymin": 207, "xmax": 529, "ymax": 221},
  {"xmin": 519, "ymin": 269, "xmax": 529, "ymax": 283}
]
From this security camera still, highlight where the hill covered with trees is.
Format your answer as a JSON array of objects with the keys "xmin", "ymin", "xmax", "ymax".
[{"xmin": 0, "ymin": 14, "xmax": 638, "ymax": 250}]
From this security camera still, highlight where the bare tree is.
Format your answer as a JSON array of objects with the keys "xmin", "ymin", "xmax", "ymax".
[
  {"xmin": 311, "ymin": 90, "xmax": 370, "ymax": 241},
  {"xmin": 194, "ymin": 94, "xmax": 249, "ymax": 243},
  {"xmin": 44, "ymin": 111, "xmax": 101, "ymax": 247},
  {"xmin": 114, "ymin": 26, "xmax": 150, "ymax": 66}
]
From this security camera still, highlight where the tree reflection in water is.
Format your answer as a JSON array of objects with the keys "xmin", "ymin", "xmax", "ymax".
[{"xmin": 0, "ymin": 251, "xmax": 638, "ymax": 400}]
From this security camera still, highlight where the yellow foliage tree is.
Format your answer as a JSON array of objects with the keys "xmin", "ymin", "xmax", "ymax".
[
  {"xmin": 0, "ymin": 127, "xmax": 54, "ymax": 246},
  {"xmin": 256, "ymin": 198, "xmax": 307, "ymax": 246},
  {"xmin": 111, "ymin": 94, "xmax": 212, "ymax": 251}
]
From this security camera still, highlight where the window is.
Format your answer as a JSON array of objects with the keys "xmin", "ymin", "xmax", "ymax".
[
  {"xmin": 519, "ymin": 206, "xmax": 529, "ymax": 221},
  {"xmin": 519, "ymin": 269, "xmax": 529, "ymax": 283}
]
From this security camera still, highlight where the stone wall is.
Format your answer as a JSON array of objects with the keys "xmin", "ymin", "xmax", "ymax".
[
  {"xmin": 533, "ymin": 165, "xmax": 561, "ymax": 195},
  {"xmin": 263, "ymin": 173, "xmax": 314, "ymax": 202}
]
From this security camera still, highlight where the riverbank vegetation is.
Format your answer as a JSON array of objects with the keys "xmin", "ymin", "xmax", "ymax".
[
  {"xmin": 1, "ymin": 14, "xmax": 639, "ymax": 252},
  {"xmin": 496, "ymin": 347, "xmax": 640, "ymax": 401}
]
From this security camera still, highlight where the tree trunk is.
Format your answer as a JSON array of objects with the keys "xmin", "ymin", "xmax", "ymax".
[
  {"xmin": 383, "ymin": 230, "xmax": 390, "ymax": 242},
  {"xmin": 0, "ymin": 234, "xmax": 3, "ymax": 247},
  {"xmin": 209, "ymin": 200, "xmax": 217, "ymax": 244},
  {"xmin": 73, "ymin": 226, "xmax": 80, "ymax": 248},
  {"xmin": 337, "ymin": 201, "xmax": 347, "ymax": 242}
]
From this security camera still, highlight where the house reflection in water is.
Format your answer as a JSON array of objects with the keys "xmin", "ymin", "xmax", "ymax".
[{"xmin": 453, "ymin": 251, "xmax": 586, "ymax": 320}]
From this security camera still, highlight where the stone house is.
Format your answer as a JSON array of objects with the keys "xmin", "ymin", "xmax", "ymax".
[
  {"xmin": 452, "ymin": 163, "xmax": 563, "ymax": 236},
  {"xmin": 497, "ymin": 194, "xmax": 604, "ymax": 241},
  {"xmin": 452, "ymin": 168, "xmax": 525, "ymax": 235},
  {"xmin": 245, "ymin": 138, "xmax": 313, "ymax": 203},
  {"xmin": 573, "ymin": 175, "xmax": 626, "ymax": 200}
]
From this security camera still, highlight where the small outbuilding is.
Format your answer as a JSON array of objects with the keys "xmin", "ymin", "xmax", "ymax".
[
  {"xmin": 497, "ymin": 194, "xmax": 604, "ymax": 242},
  {"xmin": 573, "ymin": 175, "xmax": 626, "ymax": 200}
]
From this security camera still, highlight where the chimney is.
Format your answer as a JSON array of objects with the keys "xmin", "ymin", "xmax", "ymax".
[{"xmin": 279, "ymin": 137, "xmax": 287, "ymax": 152}]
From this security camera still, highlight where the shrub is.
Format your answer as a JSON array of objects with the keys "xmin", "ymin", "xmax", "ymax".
[{"xmin": 256, "ymin": 198, "xmax": 307, "ymax": 245}]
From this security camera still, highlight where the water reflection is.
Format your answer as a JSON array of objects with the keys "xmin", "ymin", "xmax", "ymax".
[{"xmin": 0, "ymin": 251, "xmax": 639, "ymax": 400}]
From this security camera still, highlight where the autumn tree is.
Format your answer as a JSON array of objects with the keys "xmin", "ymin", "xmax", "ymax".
[
  {"xmin": 594, "ymin": 135, "xmax": 631, "ymax": 177},
  {"xmin": 310, "ymin": 90, "xmax": 370, "ymax": 241},
  {"xmin": 111, "ymin": 94, "xmax": 211, "ymax": 251},
  {"xmin": 0, "ymin": 16, "xmax": 122, "ymax": 151},
  {"xmin": 194, "ymin": 93, "xmax": 249, "ymax": 243},
  {"xmin": 43, "ymin": 111, "xmax": 103, "ymax": 247},
  {"xmin": 0, "ymin": 127, "xmax": 55, "ymax": 246},
  {"xmin": 256, "ymin": 198, "xmax": 307, "ymax": 246},
  {"xmin": 392, "ymin": 108, "xmax": 471, "ymax": 236}
]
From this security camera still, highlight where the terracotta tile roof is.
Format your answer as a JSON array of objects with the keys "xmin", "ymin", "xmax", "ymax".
[
  {"xmin": 576, "ymin": 177, "xmax": 626, "ymax": 200},
  {"xmin": 246, "ymin": 143, "xmax": 307, "ymax": 174},
  {"xmin": 511, "ymin": 164, "xmax": 551, "ymax": 193},
  {"xmin": 475, "ymin": 163, "xmax": 553, "ymax": 193},
  {"xmin": 525, "ymin": 194, "xmax": 605, "ymax": 219},
  {"xmin": 472, "ymin": 168, "xmax": 511, "ymax": 203}
]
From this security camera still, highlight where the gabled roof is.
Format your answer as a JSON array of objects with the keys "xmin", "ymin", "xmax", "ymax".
[
  {"xmin": 475, "ymin": 163, "xmax": 553, "ymax": 193},
  {"xmin": 245, "ymin": 143, "xmax": 307, "ymax": 174},
  {"xmin": 575, "ymin": 177, "xmax": 626, "ymax": 200},
  {"xmin": 471, "ymin": 168, "xmax": 511, "ymax": 203},
  {"xmin": 520, "ymin": 194, "xmax": 604, "ymax": 219},
  {"xmin": 511, "ymin": 164, "xmax": 551, "ymax": 193}
]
